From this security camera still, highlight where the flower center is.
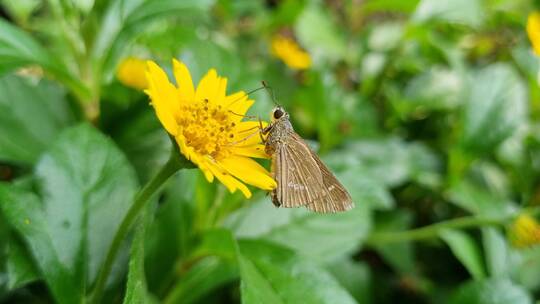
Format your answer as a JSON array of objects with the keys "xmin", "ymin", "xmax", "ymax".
[{"xmin": 178, "ymin": 99, "xmax": 236, "ymax": 160}]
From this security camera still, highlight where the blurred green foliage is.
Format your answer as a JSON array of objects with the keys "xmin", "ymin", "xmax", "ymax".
[{"xmin": 0, "ymin": 0, "xmax": 540, "ymax": 303}]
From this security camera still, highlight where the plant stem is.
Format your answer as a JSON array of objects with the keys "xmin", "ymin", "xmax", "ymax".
[
  {"xmin": 365, "ymin": 216, "xmax": 504, "ymax": 246},
  {"xmin": 206, "ymin": 186, "xmax": 226, "ymax": 228},
  {"xmin": 366, "ymin": 207, "xmax": 540, "ymax": 246},
  {"xmin": 89, "ymin": 149, "xmax": 186, "ymax": 303},
  {"xmin": 82, "ymin": 98, "xmax": 100, "ymax": 124}
]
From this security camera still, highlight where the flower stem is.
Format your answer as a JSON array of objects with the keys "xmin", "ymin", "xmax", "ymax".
[
  {"xmin": 365, "ymin": 216, "xmax": 504, "ymax": 246},
  {"xmin": 366, "ymin": 207, "xmax": 540, "ymax": 246},
  {"xmin": 89, "ymin": 148, "xmax": 187, "ymax": 303}
]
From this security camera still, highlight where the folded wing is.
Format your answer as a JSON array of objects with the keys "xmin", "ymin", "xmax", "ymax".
[
  {"xmin": 272, "ymin": 133, "xmax": 325, "ymax": 207},
  {"xmin": 271, "ymin": 132, "xmax": 354, "ymax": 213},
  {"xmin": 306, "ymin": 150, "xmax": 354, "ymax": 213}
]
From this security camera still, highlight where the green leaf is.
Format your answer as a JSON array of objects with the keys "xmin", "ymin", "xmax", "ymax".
[
  {"xmin": 6, "ymin": 236, "xmax": 39, "ymax": 290},
  {"xmin": 0, "ymin": 185, "xmax": 82, "ymax": 303},
  {"xmin": 0, "ymin": 75, "xmax": 74, "ymax": 164},
  {"xmin": 180, "ymin": 40, "xmax": 248, "ymax": 91},
  {"xmin": 439, "ymin": 229, "xmax": 485, "ymax": 280},
  {"xmin": 403, "ymin": 66, "xmax": 464, "ymax": 111},
  {"xmin": 0, "ymin": 215, "xmax": 8, "ymax": 296},
  {"xmin": 34, "ymin": 123, "xmax": 138, "ymax": 284},
  {"xmin": 511, "ymin": 45, "xmax": 540, "ymax": 81},
  {"xmin": 327, "ymin": 259, "xmax": 371, "ymax": 304},
  {"xmin": 481, "ymin": 228, "xmax": 510, "ymax": 278},
  {"xmin": 336, "ymin": 172, "xmax": 394, "ymax": 210},
  {"xmin": 194, "ymin": 229, "xmax": 238, "ymax": 260},
  {"xmin": 407, "ymin": 142, "xmax": 443, "ymax": 188},
  {"xmin": 227, "ymin": 198, "xmax": 371, "ymax": 262},
  {"xmin": 292, "ymin": 72, "xmax": 349, "ymax": 150},
  {"xmin": 328, "ymin": 141, "xmax": 422, "ymax": 210},
  {"xmin": 448, "ymin": 178, "xmax": 515, "ymax": 217},
  {"xmin": 269, "ymin": 0, "xmax": 306, "ymax": 28},
  {"xmin": 368, "ymin": 22, "xmax": 404, "ymax": 52},
  {"xmin": 92, "ymin": 0, "xmax": 215, "ymax": 80},
  {"xmin": 513, "ymin": 247, "xmax": 540, "ymax": 291},
  {"xmin": 450, "ymin": 279, "xmax": 532, "ymax": 304},
  {"xmin": 0, "ymin": 20, "xmax": 86, "ymax": 97},
  {"xmin": 461, "ymin": 64, "xmax": 527, "ymax": 154},
  {"xmin": 164, "ymin": 228, "xmax": 239, "ymax": 304},
  {"xmin": 0, "ymin": 19, "xmax": 54, "ymax": 73},
  {"xmin": 238, "ymin": 254, "xmax": 283, "ymax": 304},
  {"xmin": 70, "ymin": 0, "xmax": 95, "ymax": 14},
  {"xmin": 324, "ymin": 138, "xmax": 413, "ymax": 187},
  {"xmin": 412, "ymin": 0, "xmax": 485, "ymax": 28},
  {"xmin": 0, "ymin": 0, "xmax": 41, "ymax": 24},
  {"xmin": 295, "ymin": 3, "xmax": 347, "ymax": 64},
  {"xmin": 166, "ymin": 256, "xmax": 238, "ymax": 304},
  {"xmin": 238, "ymin": 240, "xmax": 357, "ymax": 304},
  {"xmin": 123, "ymin": 207, "xmax": 153, "ymax": 304},
  {"xmin": 0, "ymin": 124, "xmax": 138, "ymax": 302},
  {"xmin": 371, "ymin": 211, "xmax": 416, "ymax": 274},
  {"xmin": 113, "ymin": 109, "xmax": 170, "ymax": 182},
  {"xmin": 360, "ymin": 52, "xmax": 387, "ymax": 82},
  {"xmin": 362, "ymin": 0, "xmax": 420, "ymax": 13},
  {"xmin": 145, "ymin": 171, "xmax": 197, "ymax": 290}
]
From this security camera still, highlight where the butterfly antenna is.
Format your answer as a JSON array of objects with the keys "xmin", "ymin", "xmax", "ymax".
[
  {"xmin": 227, "ymin": 85, "xmax": 268, "ymax": 119},
  {"xmin": 261, "ymin": 81, "xmax": 279, "ymax": 106},
  {"xmin": 227, "ymin": 86, "xmax": 266, "ymax": 108}
]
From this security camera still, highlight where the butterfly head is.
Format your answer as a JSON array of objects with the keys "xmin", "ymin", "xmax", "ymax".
[{"xmin": 271, "ymin": 106, "xmax": 289, "ymax": 122}]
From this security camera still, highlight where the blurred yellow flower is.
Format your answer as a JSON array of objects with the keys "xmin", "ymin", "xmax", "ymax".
[
  {"xmin": 527, "ymin": 11, "xmax": 540, "ymax": 56},
  {"xmin": 271, "ymin": 35, "xmax": 311, "ymax": 70},
  {"xmin": 117, "ymin": 57, "xmax": 148, "ymax": 90},
  {"xmin": 509, "ymin": 214, "xmax": 540, "ymax": 248},
  {"xmin": 145, "ymin": 59, "xmax": 276, "ymax": 198}
]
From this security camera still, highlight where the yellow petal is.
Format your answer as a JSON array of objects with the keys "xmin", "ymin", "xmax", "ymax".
[
  {"xmin": 215, "ymin": 77, "xmax": 228, "ymax": 104},
  {"xmin": 528, "ymin": 12, "xmax": 540, "ymax": 56},
  {"xmin": 220, "ymin": 156, "xmax": 276, "ymax": 190},
  {"xmin": 231, "ymin": 121, "xmax": 267, "ymax": 146},
  {"xmin": 175, "ymin": 132, "xmax": 190, "ymax": 159},
  {"xmin": 206, "ymin": 160, "xmax": 252, "ymax": 198},
  {"xmin": 172, "ymin": 59, "xmax": 195, "ymax": 101},
  {"xmin": 225, "ymin": 91, "xmax": 246, "ymax": 107},
  {"xmin": 196, "ymin": 157, "xmax": 215, "ymax": 183},
  {"xmin": 225, "ymin": 92, "xmax": 255, "ymax": 122},
  {"xmin": 195, "ymin": 68, "xmax": 219, "ymax": 102},
  {"xmin": 145, "ymin": 61, "xmax": 179, "ymax": 135},
  {"xmin": 230, "ymin": 144, "xmax": 268, "ymax": 158},
  {"xmin": 238, "ymin": 120, "xmax": 268, "ymax": 130},
  {"xmin": 176, "ymin": 137, "xmax": 214, "ymax": 182},
  {"xmin": 175, "ymin": 134, "xmax": 204, "ymax": 171}
]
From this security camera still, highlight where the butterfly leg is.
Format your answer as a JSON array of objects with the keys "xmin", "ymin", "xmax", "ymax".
[
  {"xmin": 270, "ymin": 190, "xmax": 281, "ymax": 207},
  {"xmin": 258, "ymin": 116, "xmax": 267, "ymax": 143},
  {"xmin": 260, "ymin": 118, "xmax": 273, "ymax": 136},
  {"xmin": 228, "ymin": 110, "xmax": 258, "ymax": 120},
  {"xmin": 226, "ymin": 129, "xmax": 261, "ymax": 146}
]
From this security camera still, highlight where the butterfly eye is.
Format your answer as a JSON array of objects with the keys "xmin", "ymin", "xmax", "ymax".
[{"xmin": 273, "ymin": 108, "xmax": 284, "ymax": 119}]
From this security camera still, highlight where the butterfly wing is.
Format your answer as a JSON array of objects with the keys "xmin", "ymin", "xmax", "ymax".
[
  {"xmin": 271, "ymin": 132, "xmax": 326, "ymax": 208},
  {"xmin": 306, "ymin": 150, "xmax": 354, "ymax": 213}
]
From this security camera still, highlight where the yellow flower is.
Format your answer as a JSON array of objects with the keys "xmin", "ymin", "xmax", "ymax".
[
  {"xmin": 527, "ymin": 12, "xmax": 540, "ymax": 56},
  {"xmin": 117, "ymin": 57, "xmax": 148, "ymax": 90},
  {"xmin": 144, "ymin": 59, "xmax": 277, "ymax": 198},
  {"xmin": 270, "ymin": 35, "xmax": 311, "ymax": 70},
  {"xmin": 509, "ymin": 214, "xmax": 540, "ymax": 248}
]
